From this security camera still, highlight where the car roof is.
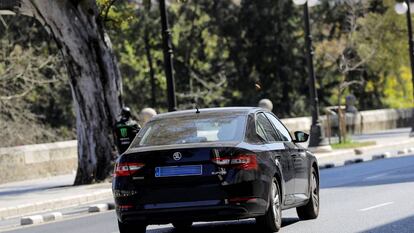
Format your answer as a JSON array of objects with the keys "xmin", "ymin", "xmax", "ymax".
[{"xmin": 151, "ymin": 107, "xmax": 262, "ymax": 121}]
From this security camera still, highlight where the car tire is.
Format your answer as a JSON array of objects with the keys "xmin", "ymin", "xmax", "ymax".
[
  {"xmin": 118, "ymin": 220, "xmax": 147, "ymax": 233},
  {"xmin": 172, "ymin": 221, "xmax": 193, "ymax": 231},
  {"xmin": 296, "ymin": 168, "xmax": 319, "ymax": 220},
  {"xmin": 256, "ymin": 178, "xmax": 282, "ymax": 232}
]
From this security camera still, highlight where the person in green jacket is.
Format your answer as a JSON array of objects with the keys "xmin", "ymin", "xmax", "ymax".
[{"xmin": 114, "ymin": 107, "xmax": 141, "ymax": 154}]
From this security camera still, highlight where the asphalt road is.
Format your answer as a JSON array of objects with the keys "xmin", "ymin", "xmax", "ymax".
[{"xmin": 3, "ymin": 155, "xmax": 414, "ymax": 233}]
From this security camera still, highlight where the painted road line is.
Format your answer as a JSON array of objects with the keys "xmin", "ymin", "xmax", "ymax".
[
  {"xmin": 364, "ymin": 172, "xmax": 389, "ymax": 180},
  {"xmin": 359, "ymin": 202, "xmax": 394, "ymax": 212}
]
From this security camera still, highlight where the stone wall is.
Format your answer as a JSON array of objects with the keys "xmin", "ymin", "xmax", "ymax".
[
  {"xmin": 281, "ymin": 108, "xmax": 413, "ymax": 135},
  {"xmin": 0, "ymin": 141, "xmax": 77, "ymax": 184}
]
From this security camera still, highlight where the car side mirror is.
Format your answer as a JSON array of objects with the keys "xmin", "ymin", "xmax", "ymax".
[{"xmin": 294, "ymin": 131, "xmax": 309, "ymax": 143}]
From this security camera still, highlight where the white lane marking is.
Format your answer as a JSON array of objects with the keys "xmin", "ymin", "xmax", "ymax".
[
  {"xmin": 364, "ymin": 173, "xmax": 389, "ymax": 180},
  {"xmin": 359, "ymin": 202, "xmax": 394, "ymax": 212}
]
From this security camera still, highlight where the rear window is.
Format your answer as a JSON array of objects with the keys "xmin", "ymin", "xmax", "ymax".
[{"xmin": 130, "ymin": 113, "xmax": 247, "ymax": 148}]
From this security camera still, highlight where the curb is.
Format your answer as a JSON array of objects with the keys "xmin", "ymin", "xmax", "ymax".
[
  {"xmin": 20, "ymin": 215, "xmax": 43, "ymax": 226},
  {"xmin": 42, "ymin": 212, "xmax": 63, "ymax": 222},
  {"xmin": 19, "ymin": 203, "xmax": 115, "ymax": 226},
  {"xmin": 319, "ymin": 163, "xmax": 335, "ymax": 170},
  {"xmin": 0, "ymin": 189, "xmax": 112, "ymax": 220},
  {"xmin": 343, "ymin": 157, "xmax": 365, "ymax": 166},
  {"xmin": 317, "ymin": 139, "xmax": 414, "ymax": 161},
  {"xmin": 21, "ymin": 212, "xmax": 63, "ymax": 226},
  {"xmin": 372, "ymin": 152, "xmax": 391, "ymax": 160},
  {"xmin": 351, "ymin": 139, "xmax": 414, "ymax": 156},
  {"xmin": 319, "ymin": 145, "xmax": 413, "ymax": 169},
  {"xmin": 316, "ymin": 138, "xmax": 414, "ymax": 169},
  {"xmin": 88, "ymin": 203, "xmax": 116, "ymax": 213}
]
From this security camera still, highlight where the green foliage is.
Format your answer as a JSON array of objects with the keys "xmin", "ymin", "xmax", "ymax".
[
  {"xmin": 103, "ymin": 1, "xmax": 167, "ymax": 113},
  {"xmin": 225, "ymin": 0, "xmax": 308, "ymax": 117},
  {"xmin": 312, "ymin": 0, "xmax": 413, "ymax": 110},
  {"xmin": 170, "ymin": 0, "xmax": 233, "ymax": 109},
  {"xmin": 331, "ymin": 139, "xmax": 376, "ymax": 150},
  {"xmin": 97, "ymin": 0, "xmax": 414, "ymax": 117},
  {"xmin": 353, "ymin": 0, "xmax": 412, "ymax": 109},
  {"xmin": 383, "ymin": 66, "xmax": 413, "ymax": 108},
  {"xmin": 102, "ymin": 0, "xmax": 310, "ymax": 117},
  {"xmin": 2, "ymin": 0, "xmax": 414, "ymax": 147}
]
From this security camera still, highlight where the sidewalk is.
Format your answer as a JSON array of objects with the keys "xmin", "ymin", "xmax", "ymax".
[
  {"xmin": 315, "ymin": 127, "xmax": 414, "ymax": 167},
  {"xmin": 1, "ymin": 128, "xmax": 414, "ymax": 221},
  {"xmin": 0, "ymin": 174, "xmax": 112, "ymax": 220}
]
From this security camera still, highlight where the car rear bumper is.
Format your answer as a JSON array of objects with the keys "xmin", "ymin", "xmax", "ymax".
[{"xmin": 117, "ymin": 199, "xmax": 268, "ymax": 224}]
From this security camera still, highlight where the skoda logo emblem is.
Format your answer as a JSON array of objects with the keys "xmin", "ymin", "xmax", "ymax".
[{"xmin": 173, "ymin": 152, "xmax": 182, "ymax": 161}]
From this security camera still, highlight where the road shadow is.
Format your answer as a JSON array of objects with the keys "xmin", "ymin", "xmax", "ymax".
[
  {"xmin": 360, "ymin": 214, "xmax": 414, "ymax": 233},
  {"xmin": 147, "ymin": 218, "xmax": 300, "ymax": 233}
]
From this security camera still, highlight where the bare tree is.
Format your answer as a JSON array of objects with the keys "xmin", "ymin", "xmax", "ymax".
[
  {"xmin": 334, "ymin": 0, "xmax": 389, "ymax": 142},
  {"xmin": 176, "ymin": 70, "xmax": 228, "ymax": 109},
  {"xmin": 1, "ymin": 0, "xmax": 123, "ymax": 184},
  {"xmin": 335, "ymin": 2, "xmax": 365, "ymax": 142},
  {"xmin": 0, "ymin": 30, "xmax": 61, "ymax": 101},
  {"xmin": 0, "ymin": 16, "xmax": 70, "ymax": 147},
  {"xmin": 318, "ymin": 0, "xmax": 383, "ymax": 142}
]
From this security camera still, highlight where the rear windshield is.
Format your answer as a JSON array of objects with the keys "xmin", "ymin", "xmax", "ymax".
[{"xmin": 130, "ymin": 113, "xmax": 247, "ymax": 148}]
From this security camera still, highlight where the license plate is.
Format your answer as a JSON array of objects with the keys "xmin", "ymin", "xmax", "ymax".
[{"xmin": 155, "ymin": 165, "xmax": 202, "ymax": 178}]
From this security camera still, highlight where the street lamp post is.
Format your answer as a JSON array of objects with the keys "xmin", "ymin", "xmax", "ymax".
[
  {"xmin": 293, "ymin": 0, "xmax": 331, "ymax": 151},
  {"xmin": 395, "ymin": 1, "xmax": 414, "ymax": 137},
  {"xmin": 158, "ymin": 0, "xmax": 177, "ymax": 112}
]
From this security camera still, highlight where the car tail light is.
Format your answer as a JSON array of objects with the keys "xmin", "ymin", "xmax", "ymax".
[
  {"xmin": 114, "ymin": 163, "xmax": 145, "ymax": 177},
  {"xmin": 212, "ymin": 154, "xmax": 258, "ymax": 170},
  {"xmin": 119, "ymin": 205, "xmax": 134, "ymax": 210}
]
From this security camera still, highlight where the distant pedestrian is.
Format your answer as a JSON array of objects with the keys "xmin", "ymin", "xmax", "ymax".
[
  {"xmin": 114, "ymin": 107, "xmax": 141, "ymax": 154},
  {"xmin": 140, "ymin": 108, "xmax": 157, "ymax": 126},
  {"xmin": 345, "ymin": 94, "xmax": 358, "ymax": 114},
  {"xmin": 258, "ymin": 99, "xmax": 273, "ymax": 112}
]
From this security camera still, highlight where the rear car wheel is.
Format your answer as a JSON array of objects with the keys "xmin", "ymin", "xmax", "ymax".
[
  {"xmin": 172, "ymin": 221, "xmax": 193, "ymax": 231},
  {"xmin": 256, "ymin": 178, "xmax": 282, "ymax": 232},
  {"xmin": 296, "ymin": 168, "xmax": 319, "ymax": 220},
  {"xmin": 118, "ymin": 220, "xmax": 146, "ymax": 233}
]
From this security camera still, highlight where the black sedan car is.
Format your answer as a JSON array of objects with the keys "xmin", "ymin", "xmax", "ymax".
[{"xmin": 113, "ymin": 107, "xmax": 320, "ymax": 233}]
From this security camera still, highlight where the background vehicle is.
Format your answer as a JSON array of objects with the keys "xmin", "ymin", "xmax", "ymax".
[{"xmin": 113, "ymin": 107, "xmax": 320, "ymax": 233}]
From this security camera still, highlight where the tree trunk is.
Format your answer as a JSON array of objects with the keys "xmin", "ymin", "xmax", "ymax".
[
  {"xmin": 337, "ymin": 86, "xmax": 347, "ymax": 144},
  {"xmin": 12, "ymin": 0, "xmax": 123, "ymax": 184}
]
